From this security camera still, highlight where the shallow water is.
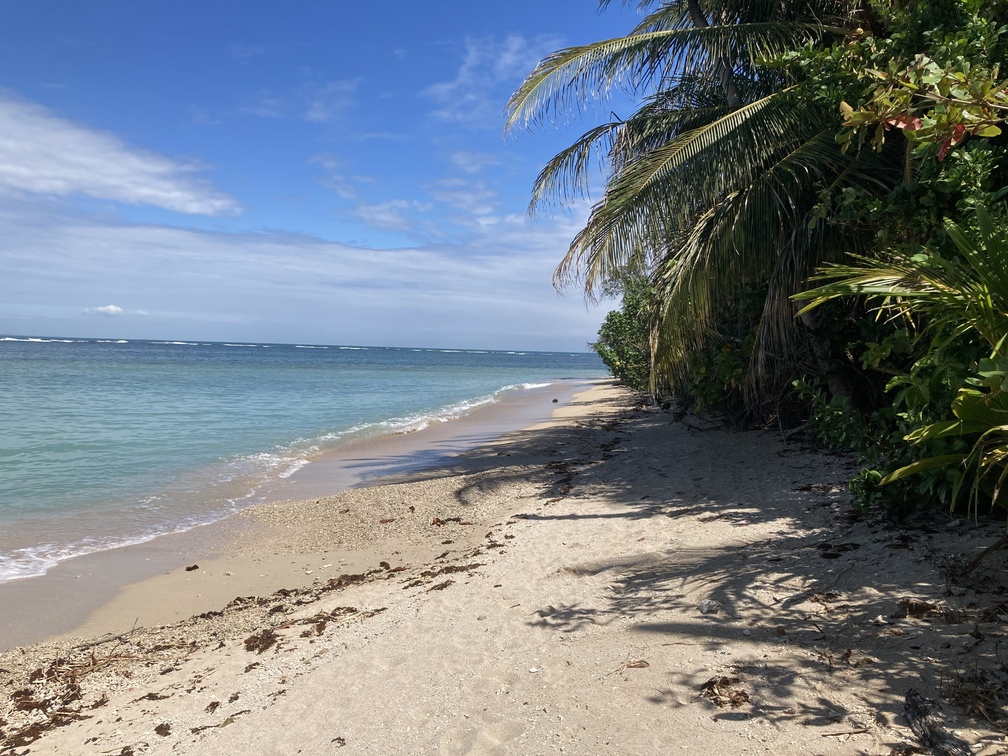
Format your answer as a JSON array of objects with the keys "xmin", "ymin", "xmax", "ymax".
[{"xmin": 0, "ymin": 336, "xmax": 604, "ymax": 582}]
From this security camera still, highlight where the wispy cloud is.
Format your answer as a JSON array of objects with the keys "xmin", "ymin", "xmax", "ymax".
[
  {"xmin": 241, "ymin": 79, "xmax": 358, "ymax": 123},
  {"xmin": 85, "ymin": 304, "xmax": 123, "ymax": 316},
  {"xmin": 302, "ymin": 79, "xmax": 358, "ymax": 123},
  {"xmin": 353, "ymin": 199, "xmax": 432, "ymax": 232},
  {"xmin": 450, "ymin": 151, "xmax": 502, "ymax": 174},
  {"xmin": 241, "ymin": 90, "xmax": 287, "ymax": 119},
  {"xmin": 189, "ymin": 106, "xmax": 221, "ymax": 126},
  {"xmin": 422, "ymin": 34, "xmax": 562, "ymax": 127},
  {"xmin": 309, "ymin": 152, "xmax": 375, "ymax": 200},
  {"xmin": 229, "ymin": 43, "xmax": 264, "ymax": 63},
  {"xmin": 0, "ymin": 94, "xmax": 241, "ymax": 216},
  {"xmin": 426, "ymin": 178, "xmax": 498, "ymax": 219},
  {"xmin": 0, "ymin": 204, "xmax": 600, "ymax": 349}
]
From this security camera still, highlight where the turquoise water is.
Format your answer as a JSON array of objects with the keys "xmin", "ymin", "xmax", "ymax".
[{"xmin": 0, "ymin": 336, "xmax": 605, "ymax": 582}]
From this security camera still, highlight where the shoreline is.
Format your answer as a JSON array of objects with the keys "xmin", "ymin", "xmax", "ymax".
[
  {"xmin": 4, "ymin": 382, "xmax": 1008, "ymax": 754},
  {"xmin": 0, "ymin": 378, "xmax": 597, "ymax": 652}
]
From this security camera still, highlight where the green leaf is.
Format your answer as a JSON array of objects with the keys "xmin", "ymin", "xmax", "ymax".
[{"xmin": 880, "ymin": 454, "xmax": 968, "ymax": 485}]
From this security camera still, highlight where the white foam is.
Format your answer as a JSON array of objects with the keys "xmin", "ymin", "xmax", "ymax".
[{"xmin": 278, "ymin": 459, "xmax": 310, "ymax": 478}]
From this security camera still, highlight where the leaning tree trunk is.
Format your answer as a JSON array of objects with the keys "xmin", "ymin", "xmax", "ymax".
[{"xmin": 800, "ymin": 309, "xmax": 855, "ymax": 404}]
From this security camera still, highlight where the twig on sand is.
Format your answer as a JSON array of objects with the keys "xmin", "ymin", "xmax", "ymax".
[
  {"xmin": 820, "ymin": 728, "xmax": 869, "ymax": 738},
  {"xmin": 963, "ymin": 534, "xmax": 1008, "ymax": 575}
]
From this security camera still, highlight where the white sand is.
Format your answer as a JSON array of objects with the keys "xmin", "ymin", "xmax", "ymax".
[{"xmin": 4, "ymin": 382, "xmax": 1008, "ymax": 754}]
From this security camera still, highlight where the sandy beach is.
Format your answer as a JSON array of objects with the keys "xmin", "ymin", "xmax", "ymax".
[{"xmin": 4, "ymin": 381, "xmax": 1008, "ymax": 754}]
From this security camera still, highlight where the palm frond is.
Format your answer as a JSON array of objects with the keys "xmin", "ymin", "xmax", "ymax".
[
  {"xmin": 554, "ymin": 90, "xmax": 827, "ymax": 293},
  {"xmin": 796, "ymin": 210, "xmax": 1008, "ymax": 353},
  {"xmin": 505, "ymin": 22, "xmax": 832, "ymax": 132},
  {"xmin": 648, "ymin": 126, "xmax": 896, "ymax": 395}
]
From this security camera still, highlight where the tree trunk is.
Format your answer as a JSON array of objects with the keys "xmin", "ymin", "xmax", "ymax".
[
  {"xmin": 685, "ymin": 0, "xmax": 741, "ymax": 108},
  {"xmin": 799, "ymin": 309, "xmax": 854, "ymax": 404}
]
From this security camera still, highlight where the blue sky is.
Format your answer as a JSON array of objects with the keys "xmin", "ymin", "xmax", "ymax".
[{"xmin": 0, "ymin": 1, "xmax": 638, "ymax": 351}]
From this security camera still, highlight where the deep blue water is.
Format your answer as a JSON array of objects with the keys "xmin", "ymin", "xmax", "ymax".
[{"xmin": 0, "ymin": 336, "xmax": 604, "ymax": 582}]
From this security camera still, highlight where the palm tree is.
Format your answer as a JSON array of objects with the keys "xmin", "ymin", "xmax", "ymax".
[{"xmin": 506, "ymin": 0, "xmax": 902, "ymax": 408}]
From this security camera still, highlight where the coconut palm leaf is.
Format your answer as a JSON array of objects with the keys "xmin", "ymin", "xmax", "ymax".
[
  {"xmin": 505, "ymin": 21, "xmax": 834, "ymax": 132},
  {"xmin": 797, "ymin": 210, "xmax": 1008, "ymax": 353}
]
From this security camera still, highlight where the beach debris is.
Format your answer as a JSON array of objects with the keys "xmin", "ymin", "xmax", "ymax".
[
  {"xmin": 699, "ymin": 599, "xmax": 721, "ymax": 615},
  {"xmin": 895, "ymin": 598, "xmax": 939, "ymax": 618},
  {"xmin": 529, "ymin": 667, "xmax": 540, "ymax": 673},
  {"xmin": 224, "ymin": 571, "xmax": 232, "ymax": 576},
  {"xmin": 134, "ymin": 691, "xmax": 171, "ymax": 702},
  {"xmin": 700, "ymin": 676, "xmax": 749, "ymax": 708},
  {"xmin": 904, "ymin": 689, "xmax": 971, "ymax": 755},
  {"xmin": 332, "ymin": 736, "xmax": 347, "ymax": 747},
  {"xmin": 816, "ymin": 542, "xmax": 861, "ymax": 559},
  {"xmin": 185, "ymin": 564, "xmax": 199, "ymax": 572},
  {"xmin": 243, "ymin": 628, "xmax": 279, "ymax": 654},
  {"xmin": 946, "ymin": 667, "xmax": 1005, "ymax": 722},
  {"xmin": 379, "ymin": 517, "xmax": 396, "ymax": 524},
  {"xmin": 625, "ymin": 660, "xmax": 649, "ymax": 669}
]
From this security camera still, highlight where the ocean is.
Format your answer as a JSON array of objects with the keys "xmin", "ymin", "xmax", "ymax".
[{"xmin": 0, "ymin": 336, "xmax": 605, "ymax": 584}]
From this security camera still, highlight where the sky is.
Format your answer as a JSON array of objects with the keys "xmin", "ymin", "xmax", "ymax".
[{"xmin": 0, "ymin": 1, "xmax": 640, "ymax": 352}]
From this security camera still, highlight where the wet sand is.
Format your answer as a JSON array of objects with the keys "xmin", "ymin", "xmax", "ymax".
[{"xmin": 0, "ymin": 380, "xmax": 590, "ymax": 651}]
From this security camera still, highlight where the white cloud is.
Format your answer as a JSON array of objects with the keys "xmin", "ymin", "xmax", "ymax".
[
  {"xmin": 0, "ymin": 95, "xmax": 241, "ymax": 216},
  {"xmin": 422, "ymin": 34, "xmax": 562, "ymax": 126},
  {"xmin": 85, "ymin": 304, "xmax": 123, "ymax": 316},
  {"xmin": 0, "ymin": 204, "xmax": 602, "ymax": 350},
  {"xmin": 450, "ymin": 151, "xmax": 502, "ymax": 174},
  {"xmin": 353, "ymin": 199, "xmax": 432, "ymax": 232},
  {"xmin": 426, "ymin": 178, "xmax": 498, "ymax": 218}
]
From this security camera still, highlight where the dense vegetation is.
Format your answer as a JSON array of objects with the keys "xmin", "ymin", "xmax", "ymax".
[{"xmin": 508, "ymin": 0, "xmax": 1008, "ymax": 516}]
